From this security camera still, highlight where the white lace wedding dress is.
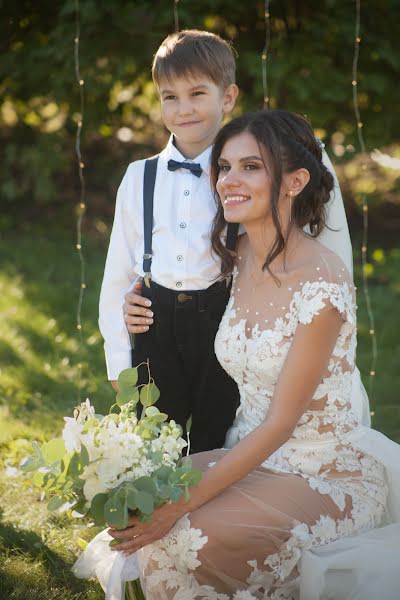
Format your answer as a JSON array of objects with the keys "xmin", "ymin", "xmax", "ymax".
[{"xmin": 74, "ymin": 242, "xmax": 400, "ymax": 600}]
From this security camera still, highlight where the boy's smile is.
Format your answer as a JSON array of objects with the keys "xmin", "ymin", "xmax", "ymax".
[{"xmin": 158, "ymin": 75, "xmax": 238, "ymax": 159}]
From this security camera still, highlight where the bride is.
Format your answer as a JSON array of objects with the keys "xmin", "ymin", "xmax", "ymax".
[{"xmin": 76, "ymin": 110, "xmax": 400, "ymax": 599}]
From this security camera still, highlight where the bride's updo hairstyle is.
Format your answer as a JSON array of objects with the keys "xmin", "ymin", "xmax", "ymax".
[{"xmin": 210, "ymin": 109, "xmax": 335, "ymax": 279}]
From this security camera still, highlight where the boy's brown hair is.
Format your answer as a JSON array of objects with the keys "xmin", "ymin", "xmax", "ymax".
[{"xmin": 152, "ymin": 29, "xmax": 236, "ymax": 90}]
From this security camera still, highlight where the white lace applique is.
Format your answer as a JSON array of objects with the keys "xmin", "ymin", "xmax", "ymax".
[{"xmin": 139, "ymin": 265, "xmax": 388, "ymax": 600}]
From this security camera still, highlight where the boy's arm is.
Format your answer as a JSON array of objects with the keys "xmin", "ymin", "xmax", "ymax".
[{"xmin": 99, "ymin": 164, "xmax": 140, "ymax": 381}]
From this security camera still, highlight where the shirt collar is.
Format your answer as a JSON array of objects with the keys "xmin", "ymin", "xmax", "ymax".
[{"xmin": 162, "ymin": 135, "xmax": 212, "ymax": 175}]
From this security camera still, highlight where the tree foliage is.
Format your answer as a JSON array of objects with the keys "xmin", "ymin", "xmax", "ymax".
[{"xmin": 1, "ymin": 0, "xmax": 399, "ymax": 218}]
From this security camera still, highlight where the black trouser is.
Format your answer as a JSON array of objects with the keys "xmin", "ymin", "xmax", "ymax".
[{"xmin": 132, "ymin": 280, "xmax": 239, "ymax": 453}]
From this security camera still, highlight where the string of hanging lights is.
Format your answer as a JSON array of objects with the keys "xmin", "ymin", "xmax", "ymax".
[
  {"xmin": 74, "ymin": 0, "xmax": 86, "ymax": 393},
  {"xmin": 261, "ymin": 1, "xmax": 271, "ymax": 109},
  {"xmin": 352, "ymin": 0, "xmax": 377, "ymax": 412}
]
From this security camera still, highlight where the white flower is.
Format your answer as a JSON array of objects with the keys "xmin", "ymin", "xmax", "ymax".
[
  {"xmin": 83, "ymin": 475, "xmax": 107, "ymax": 502},
  {"xmin": 97, "ymin": 457, "xmax": 126, "ymax": 488},
  {"xmin": 62, "ymin": 417, "xmax": 84, "ymax": 453},
  {"xmin": 233, "ymin": 590, "xmax": 257, "ymax": 599},
  {"xmin": 75, "ymin": 398, "xmax": 96, "ymax": 423}
]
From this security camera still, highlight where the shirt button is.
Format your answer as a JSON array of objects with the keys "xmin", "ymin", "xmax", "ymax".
[
  {"xmin": 184, "ymin": 190, "xmax": 190, "ymax": 196},
  {"xmin": 180, "ymin": 222, "xmax": 186, "ymax": 229},
  {"xmin": 177, "ymin": 255, "xmax": 183, "ymax": 261},
  {"xmin": 176, "ymin": 281, "xmax": 182, "ymax": 288}
]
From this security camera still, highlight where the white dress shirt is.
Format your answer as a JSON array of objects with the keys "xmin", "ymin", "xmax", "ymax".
[
  {"xmin": 99, "ymin": 136, "xmax": 221, "ymax": 380},
  {"xmin": 99, "ymin": 136, "xmax": 352, "ymax": 381}
]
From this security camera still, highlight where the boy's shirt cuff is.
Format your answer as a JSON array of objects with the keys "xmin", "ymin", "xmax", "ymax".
[{"xmin": 105, "ymin": 350, "xmax": 132, "ymax": 381}]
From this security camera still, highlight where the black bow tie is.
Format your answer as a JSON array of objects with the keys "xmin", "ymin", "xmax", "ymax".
[{"xmin": 167, "ymin": 159, "xmax": 203, "ymax": 178}]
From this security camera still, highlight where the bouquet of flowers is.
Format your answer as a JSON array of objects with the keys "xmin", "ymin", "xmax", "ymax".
[{"xmin": 21, "ymin": 365, "xmax": 201, "ymax": 599}]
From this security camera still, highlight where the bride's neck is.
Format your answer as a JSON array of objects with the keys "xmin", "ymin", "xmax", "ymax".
[{"xmin": 244, "ymin": 219, "xmax": 302, "ymax": 272}]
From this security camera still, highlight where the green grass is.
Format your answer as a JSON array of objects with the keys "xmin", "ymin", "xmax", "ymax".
[{"xmin": 0, "ymin": 226, "xmax": 399, "ymax": 599}]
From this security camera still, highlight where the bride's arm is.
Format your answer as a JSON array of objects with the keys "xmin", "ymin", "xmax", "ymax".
[
  {"xmin": 109, "ymin": 306, "xmax": 342, "ymax": 554},
  {"xmin": 185, "ymin": 306, "xmax": 343, "ymax": 511}
]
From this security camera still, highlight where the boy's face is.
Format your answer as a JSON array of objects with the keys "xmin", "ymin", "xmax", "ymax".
[{"xmin": 158, "ymin": 73, "xmax": 238, "ymax": 159}]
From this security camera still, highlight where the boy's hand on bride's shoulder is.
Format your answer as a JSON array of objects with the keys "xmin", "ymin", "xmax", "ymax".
[{"xmin": 123, "ymin": 282, "xmax": 154, "ymax": 334}]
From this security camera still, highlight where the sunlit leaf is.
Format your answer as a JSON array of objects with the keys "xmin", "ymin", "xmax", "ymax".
[
  {"xmin": 118, "ymin": 367, "xmax": 138, "ymax": 388},
  {"xmin": 42, "ymin": 438, "xmax": 66, "ymax": 463},
  {"xmin": 47, "ymin": 495, "xmax": 66, "ymax": 511}
]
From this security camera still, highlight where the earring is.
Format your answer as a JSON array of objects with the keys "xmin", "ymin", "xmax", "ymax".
[{"xmin": 289, "ymin": 190, "xmax": 293, "ymax": 221}]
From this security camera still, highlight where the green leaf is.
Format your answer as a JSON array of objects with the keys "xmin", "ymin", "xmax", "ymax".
[
  {"xmin": 170, "ymin": 487, "xmax": 183, "ymax": 502},
  {"xmin": 153, "ymin": 466, "xmax": 172, "ymax": 482},
  {"xmin": 186, "ymin": 414, "xmax": 193, "ymax": 434},
  {"xmin": 90, "ymin": 492, "xmax": 109, "ymax": 525},
  {"xmin": 145, "ymin": 406, "xmax": 160, "ymax": 417},
  {"xmin": 66, "ymin": 453, "xmax": 82, "ymax": 478},
  {"xmin": 126, "ymin": 488, "xmax": 138, "ymax": 511},
  {"xmin": 139, "ymin": 382, "xmax": 160, "ymax": 408},
  {"xmin": 42, "ymin": 438, "xmax": 66, "ymax": 463},
  {"xmin": 32, "ymin": 471, "xmax": 45, "ymax": 487},
  {"xmin": 20, "ymin": 441, "xmax": 45, "ymax": 472},
  {"xmin": 104, "ymin": 494, "xmax": 127, "ymax": 529},
  {"xmin": 158, "ymin": 483, "xmax": 172, "ymax": 500},
  {"xmin": 181, "ymin": 469, "xmax": 202, "ymax": 487},
  {"xmin": 133, "ymin": 476, "xmax": 157, "ymax": 496},
  {"xmin": 109, "ymin": 538, "xmax": 120, "ymax": 547},
  {"xmin": 135, "ymin": 491, "xmax": 154, "ymax": 514},
  {"xmin": 47, "ymin": 495, "xmax": 66, "ymax": 511},
  {"xmin": 118, "ymin": 367, "xmax": 138, "ymax": 388},
  {"xmin": 80, "ymin": 444, "xmax": 89, "ymax": 466},
  {"xmin": 116, "ymin": 387, "xmax": 135, "ymax": 407}
]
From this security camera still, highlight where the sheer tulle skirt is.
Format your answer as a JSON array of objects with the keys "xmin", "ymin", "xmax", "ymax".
[{"xmin": 138, "ymin": 448, "xmax": 385, "ymax": 600}]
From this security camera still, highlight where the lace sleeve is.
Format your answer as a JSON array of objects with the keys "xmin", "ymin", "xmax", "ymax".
[
  {"xmin": 295, "ymin": 280, "xmax": 356, "ymax": 327},
  {"xmin": 291, "ymin": 250, "xmax": 356, "ymax": 328}
]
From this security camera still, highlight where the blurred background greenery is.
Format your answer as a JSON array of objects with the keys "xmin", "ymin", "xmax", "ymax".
[{"xmin": 0, "ymin": 1, "xmax": 399, "ymax": 598}]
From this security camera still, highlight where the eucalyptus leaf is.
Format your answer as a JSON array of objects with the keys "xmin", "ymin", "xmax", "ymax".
[
  {"xmin": 135, "ymin": 491, "xmax": 154, "ymax": 514},
  {"xmin": 80, "ymin": 444, "xmax": 90, "ymax": 466},
  {"xmin": 133, "ymin": 476, "xmax": 157, "ymax": 496},
  {"xmin": 47, "ymin": 495, "xmax": 66, "ymax": 511},
  {"xmin": 116, "ymin": 387, "xmax": 135, "ymax": 407},
  {"xmin": 126, "ymin": 488, "xmax": 138, "ymax": 511},
  {"xmin": 158, "ymin": 484, "xmax": 172, "ymax": 500},
  {"xmin": 32, "ymin": 471, "xmax": 45, "ymax": 487},
  {"xmin": 145, "ymin": 406, "xmax": 160, "ymax": 417},
  {"xmin": 140, "ymin": 382, "xmax": 160, "ymax": 408},
  {"xmin": 170, "ymin": 487, "xmax": 183, "ymax": 502},
  {"xmin": 90, "ymin": 492, "xmax": 109, "ymax": 525},
  {"xmin": 153, "ymin": 466, "xmax": 171, "ymax": 482},
  {"xmin": 104, "ymin": 495, "xmax": 127, "ymax": 529},
  {"xmin": 42, "ymin": 438, "xmax": 66, "ymax": 463},
  {"xmin": 118, "ymin": 367, "xmax": 138, "ymax": 388}
]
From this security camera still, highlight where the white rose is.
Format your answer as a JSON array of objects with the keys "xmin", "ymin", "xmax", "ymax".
[
  {"xmin": 97, "ymin": 457, "xmax": 126, "ymax": 488},
  {"xmin": 83, "ymin": 475, "xmax": 107, "ymax": 502}
]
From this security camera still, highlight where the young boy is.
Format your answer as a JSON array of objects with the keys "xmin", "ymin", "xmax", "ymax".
[{"xmin": 99, "ymin": 30, "xmax": 240, "ymax": 453}]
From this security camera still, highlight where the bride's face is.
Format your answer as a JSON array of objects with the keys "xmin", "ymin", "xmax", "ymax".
[{"xmin": 216, "ymin": 131, "xmax": 272, "ymax": 225}]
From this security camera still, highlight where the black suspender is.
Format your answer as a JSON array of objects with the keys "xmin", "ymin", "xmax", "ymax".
[
  {"xmin": 142, "ymin": 156, "xmax": 159, "ymax": 287},
  {"xmin": 141, "ymin": 156, "xmax": 239, "ymax": 286}
]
